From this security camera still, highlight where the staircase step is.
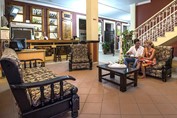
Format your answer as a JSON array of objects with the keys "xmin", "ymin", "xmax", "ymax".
[
  {"xmin": 165, "ymin": 31, "xmax": 176, "ymax": 37},
  {"xmin": 174, "ymin": 26, "xmax": 177, "ymax": 32},
  {"xmin": 154, "ymin": 28, "xmax": 177, "ymax": 46}
]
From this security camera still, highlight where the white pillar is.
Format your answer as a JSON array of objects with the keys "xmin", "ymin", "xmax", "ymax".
[
  {"xmin": 0, "ymin": 0, "xmax": 5, "ymax": 77},
  {"xmin": 130, "ymin": 3, "xmax": 136, "ymax": 31},
  {"xmin": 86, "ymin": 0, "xmax": 98, "ymax": 41},
  {"xmin": 0, "ymin": 0, "xmax": 5, "ymax": 27},
  {"xmin": 130, "ymin": 3, "xmax": 136, "ymax": 40}
]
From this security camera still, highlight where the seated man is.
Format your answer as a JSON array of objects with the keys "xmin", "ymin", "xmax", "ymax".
[{"xmin": 124, "ymin": 39, "xmax": 144, "ymax": 68}]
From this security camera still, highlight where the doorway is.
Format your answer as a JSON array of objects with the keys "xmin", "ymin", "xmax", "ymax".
[
  {"xmin": 98, "ymin": 20, "xmax": 118, "ymax": 63},
  {"xmin": 76, "ymin": 15, "xmax": 86, "ymax": 41},
  {"xmin": 79, "ymin": 19, "xmax": 86, "ymax": 41},
  {"xmin": 104, "ymin": 23, "xmax": 114, "ymax": 43},
  {"xmin": 103, "ymin": 20, "xmax": 115, "ymax": 44}
]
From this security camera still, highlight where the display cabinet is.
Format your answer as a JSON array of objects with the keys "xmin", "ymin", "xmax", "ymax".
[
  {"xmin": 30, "ymin": 7, "xmax": 44, "ymax": 39},
  {"xmin": 62, "ymin": 20, "xmax": 72, "ymax": 40},
  {"xmin": 47, "ymin": 9, "xmax": 59, "ymax": 39},
  {"xmin": 62, "ymin": 11, "xmax": 72, "ymax": 40},
  {"xmin": 10, "ymin": 5, "xmax": 25, "ymax": 22}
]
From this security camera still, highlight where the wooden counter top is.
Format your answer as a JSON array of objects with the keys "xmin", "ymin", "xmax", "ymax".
[
  {"xmin": 26, "ymin": 40, "xmax": 99, "ymax": 44},
  {"xmin": 16, "ymin": 49, "xmax": 46, "ymax": 53}
]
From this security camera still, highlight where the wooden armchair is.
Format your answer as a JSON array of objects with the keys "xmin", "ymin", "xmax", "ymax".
[
  {"xmin": 145, "ymin": 46, "xmax": 174, "ymax": 82},
  {"xmin": 69, "ymin": 43, "xmax": 92, "ymax": 71},
  {"xmin": 0, "ymin": 48, "xmax": 79, "ymax": 118}
]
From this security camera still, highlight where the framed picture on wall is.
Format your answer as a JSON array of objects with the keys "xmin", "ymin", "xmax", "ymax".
[
  {"xmin": 62, "ymin": 20, "xmax": 72, "ymax": 40},
  {"xmin": 62, "ymin": 11, "xmax": 72, "ymax": 20}
]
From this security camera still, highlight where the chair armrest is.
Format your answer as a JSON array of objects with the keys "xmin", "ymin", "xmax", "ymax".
[
  {"xmin": 164, "ymin": 57, "xmax": 172, "ymax": 68},
  {"xmin": 20, "ymin": 58, "xmax": 45, "ymax": 68},
  {"xmin": 88, "ymin": 52, "xmax": 92, "ymax": 60},
  {"xmin": 11, "ymin": 75, "xmax": 76, "ymax": 105},
  {"xmin": 164, "ymin": 47, "xmax": 174, "ymax": 68},
  {"xmin": 69, "ymin": 52, "xmax": 73, "ymax": 61},
  {"xmin": 154, "ymin": 58, "xmax": 173, "ymax": 70},
  {"xmin": 11, "ymin": 75, "xmax": 75, "ymax": 89}
]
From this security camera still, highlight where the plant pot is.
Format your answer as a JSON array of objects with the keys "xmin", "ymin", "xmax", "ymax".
[{"xmin": 103, "ymin": 48, "xmax": 108, "ymax": 54}]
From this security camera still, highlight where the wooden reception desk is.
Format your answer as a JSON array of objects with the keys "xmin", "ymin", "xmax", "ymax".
[
  {"xmin": 17, "ymin": 49, "xmax": 46, "ymax": 61},
  {"xmin": 26, "ymin": 40, "xmax": 99, "ymax": 62}
]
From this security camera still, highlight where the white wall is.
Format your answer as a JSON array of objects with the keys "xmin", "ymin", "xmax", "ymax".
[
  {"xmin": 130, "ymin": 3, "xmax": 136, "ymax": 31},
  {"xmin": 0, "ymin": 0, "xmax": 4, "ymax": 15},
  {"xmin": 0, "ymin": 0, "xmax": 5, "ymax": 41},
  {"xmin": 0, "ymin": 0, "xmax": 5, "ymax": 26},
  {"xmin": 76, "ymin": 15, "xmax": 86, "ymax": 38},
  {"xmin": 0, "ymin": 0, "xmax": 5, "ymax": 77}
]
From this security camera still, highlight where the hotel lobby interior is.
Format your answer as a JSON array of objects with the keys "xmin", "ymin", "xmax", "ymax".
[{"xmin": 1, "ymin": 0, "xmax": 177, "ymax": 118}]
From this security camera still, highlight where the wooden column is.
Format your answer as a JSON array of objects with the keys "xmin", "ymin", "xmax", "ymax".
[{"xmin": 86, "ymin": 0, "xmax": 98, "ymax": 62}]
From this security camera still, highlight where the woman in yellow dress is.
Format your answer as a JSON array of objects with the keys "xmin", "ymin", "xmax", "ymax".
[{"xmin": 137, "ymin": 40, "xmax": 156, "ymax": 79}]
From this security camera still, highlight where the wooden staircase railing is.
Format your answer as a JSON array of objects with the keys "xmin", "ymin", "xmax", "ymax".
[{"xmin": 135, "ymin": 0, "xmax": 177, "ymax": 44}]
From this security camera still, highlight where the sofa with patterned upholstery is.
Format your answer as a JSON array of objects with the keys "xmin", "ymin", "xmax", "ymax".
[
  {"xmin": 0, "ymin": 48, "xmax": 79, "ymax": 118},
  {"xmin": 69, "ymin": 43, "xmax": 92, "ymax": 71},
  {"xmin": 145, "ymin": 46, "xmax": 174, "ymax": 82}
]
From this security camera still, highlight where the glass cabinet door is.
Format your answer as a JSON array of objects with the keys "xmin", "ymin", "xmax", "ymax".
[
  {"xmin": 31, "ymin": 7, "xmax": 44, "ymax": 40},
  {"xmin": 47, "ymin": 10, "xmax": 59, "ymax": 39},
  {"xmin": 62, "ymin": 11, "xmax": 72, "ymax": 40},
  {"xmin": 11, "ymin": 5, "xmax": 24, "ymax": 22}
]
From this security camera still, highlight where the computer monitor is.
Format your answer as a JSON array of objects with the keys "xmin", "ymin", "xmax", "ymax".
[
  {"xmin": 9, "ymin": 38, "xmax": 26, "ymax": 51},
  {"xmin": 13, "ymin": 30, "xmax": 32, "ymax": 39}
]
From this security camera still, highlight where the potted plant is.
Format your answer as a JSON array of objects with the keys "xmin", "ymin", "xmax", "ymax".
[
  {"xmin": 102, "ymin": 42, "xmax": 110, "ymax": 54},
  {"xmin": 121, "ymin": 30, "xmax": 134, "ymax": 56}
]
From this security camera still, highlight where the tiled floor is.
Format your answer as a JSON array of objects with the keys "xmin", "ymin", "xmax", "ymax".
[
  {"xmin": 99, "ymin": 51, "xmax": 119, "ymax": 63},
  {"xmin": 1, "ymin": 61, "xmax": 177, "ymax": 118}
]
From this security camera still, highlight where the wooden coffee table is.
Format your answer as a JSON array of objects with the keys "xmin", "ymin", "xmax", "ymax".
[{"xmin": 97, "ymin": 64, "xmax": 139, "ymax": 92}]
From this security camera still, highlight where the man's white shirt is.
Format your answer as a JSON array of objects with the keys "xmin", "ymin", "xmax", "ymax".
[{"xmin": 127, "ymin": 46, "xmax": 144, "ymax": 57}]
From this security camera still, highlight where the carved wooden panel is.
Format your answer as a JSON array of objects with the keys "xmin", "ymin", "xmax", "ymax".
[{"xmin": 62, "ymin": 20, "xmax": 72, "ymax": 40}]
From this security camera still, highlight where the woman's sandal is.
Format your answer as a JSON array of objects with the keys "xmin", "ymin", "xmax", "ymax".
[
  {"xmin": 139, "ymin": 75, "xmax": 146, "ymax": 79},
  {"xmin": 141, "ymin": 76, "xmax": 146, "ymax": 79}
]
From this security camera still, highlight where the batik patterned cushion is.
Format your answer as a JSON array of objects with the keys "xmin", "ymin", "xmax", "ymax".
[
  {"xmin": 71, "ymin": 44, "xmax": 89, "ymax": 62},
  {"xmin": 146, "ymin": 68, "xmax": 162, "ymax": 78},
  {"xmin": 23, "ymin": 67, "xmax": 74, "ymax": 107},
  {"xmin": 151, "ymin": 61, "xmax": 165, "ymax": 69},
  {"xmin": 72, "ymin": 63, "xmax": 90, "ymax": 69},
  {"xmin": 1, "ymin": 48, "xmax": 23, "ymax": 79},
  {"xmin": 155, "ymin": 46, "xmax": 172, "ymax": 61}
]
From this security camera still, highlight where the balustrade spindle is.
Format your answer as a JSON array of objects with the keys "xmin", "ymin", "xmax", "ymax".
[{"xmin": 135, "ymin": 0, "xmax": 177, "ymax": 44}]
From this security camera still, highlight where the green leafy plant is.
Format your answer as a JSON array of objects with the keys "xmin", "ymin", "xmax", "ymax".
[
  {"xmin": 102, "ymin": 42, "xmax": 110, "ymax": 54},
  {"xmin": 121, "ymin": 30, "xmax": 134, "ymax": 56},
  {"xmin": 118, "ymin": 55, "xmax": 124, "ymax": 64}
]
